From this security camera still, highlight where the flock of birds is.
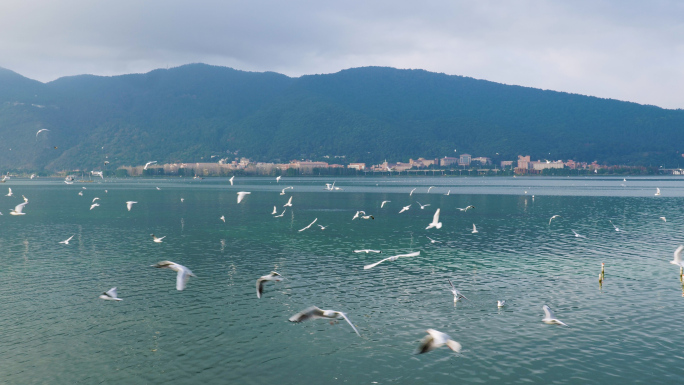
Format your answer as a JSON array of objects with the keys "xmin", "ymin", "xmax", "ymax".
[{"xmin": 2, "ymin": 175, "xmax": 679, "ymax": 356}]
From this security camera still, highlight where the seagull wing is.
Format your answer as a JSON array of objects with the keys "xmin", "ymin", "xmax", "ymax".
[
  {"xmin": 289, "ymin": 306, "xmax": 325, "ymax": 322},
  {"xmin": 416, "ymin": 334, "xmax": 436, "ymax": 354},
  {"xmin": 176, "ymin": 267, "xmax": 193, "ymax": 291},
  {"xmin": 673, "ymin": 245, "xmax": 684, "ymax": 265},
  {"xmin": 14, "ymin": 201, "xmax": 27, "ymax": 214},
  {"xmin": 432, "ymin": 208, "xmax": 440, "ymax": 224},
  {"xmin": 364, "ymin": 256, "xmax": 392, "ymax": 270},
  {"xmin": 542, "ymin": 305, "xmax": 554, "ymax": 319},
  {"xmin": 256, "ymin": 278, "xmax": 265, "ymax": 298},
  {"xmin": 337, "ymin": 312, "xmax": 361, "ymax": 337},
  {"xmin": 105, "ymin": 287, "xmax": 118, "ymax": 299}
]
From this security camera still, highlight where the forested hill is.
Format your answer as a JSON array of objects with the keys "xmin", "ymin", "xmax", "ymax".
[{"xmin": 1, "ymin": 63, "xmax": 683, "ymax": 171}]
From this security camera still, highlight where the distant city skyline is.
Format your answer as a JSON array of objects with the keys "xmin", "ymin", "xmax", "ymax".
[{"xmin": 1, "ymin": 1, "xmax": 683, "ymax": 109}]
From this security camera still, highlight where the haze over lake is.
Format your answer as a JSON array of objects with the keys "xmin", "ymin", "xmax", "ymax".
[{"xmin": 2, "ymin": 176, "xmax": 683, "ymax": 384}]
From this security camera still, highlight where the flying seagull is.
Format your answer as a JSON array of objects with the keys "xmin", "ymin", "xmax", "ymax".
[
  {"xmin": 5, "ymin": 188, "xmax": 12, "ymax": 197},
  {"xmin": 237, "ymin": 191, "xmax": 251, "ymax": 204},
  {"xmin": 283, "ymin": 196, "xmax": 293, "ymax": 207},
  {"xmin": 151, "ymin": 261, "xmax": 195, "ymax": 291},
  {"xmin": 447, "ymin": 279, "xmax": 468, "ymax": 302},
  {"xmin": 90, "ymin": 203, "xmax": 99, "ymax": 210},
  {"xmin": 99, "ymin": 287, "xmax": 122, "ymax": 301},
  {"xmin": 36, "ymin": 128, "xmax": 50, "ymax": 137},
  {"xmin": 317, "ymin": 224, "xmax": 327, "ymax": 230},
  {"xmin": 660, "ymin": 217, "xmax": 667, "ymax": 222},
  {"xmin": 426, "ymin": 208, "xmax": 442, "ymax": 229},
  {"xmin": 471, "ymin": 224, "xmax": 478, "ymax": 234},
  {"xmin": 670, "ymin": 245, "xmax": 684, "ymax": 277},
  {"xmin": 364, "ymin": 251, "xmax": 420, "ymax": 270},
  {"xmin": 571, "ymin": 230, "xmax": 586, "ymax": 238},
  {"xmin": 549, "ymin": 215, "xmax": 561, "ymax": 225},
  {"xmin": 59, "ymin": 235, "xmax": 75, "ymax": 244},
  {"xmin": 10, "ymin": 201, "xmax": 27, "ymax": 215},
  {"xmin": 416, "ymin": 329, "xmax": 462, "ymax": 354},
  {"xmin": 352, "ymin": 210, "xmax": 365, "ymax": 220},
  {"xmin": 256, "ymin": 272, "xmax": 283, "ymax": 299},
  {"xmin": 220, "ymin": 215, "xmax": 226, "ymax": 222},
  {"xmin": 498, "ymin": 300, "xmax": 506, "ymax": 308},
  {"xmin": 354, "ymin": 249, "xmax": 382, "ymax": 254},
  {"xmin": 274, "ymin": 209, "xmax": 286, "ymax": 218},
  {"xmin": 298, "ymin": 218, "xmax": 318, "ymax": 232},
  {"xmin": 280, "ymin": 186, "xmax": 293, "ymax": 195},
  {"xmin": 427, "ymin": 186, "xmax": 435, "ymax": 193},
  {"xmin": 276, "ymin": 176, "xmax": 282, "ymax": 183},
  {"xmin": 426, "ymin": 236, "xmax": 441, "ymax": 244},
  {"xmin": 409, "ymin": 188, "xmax": 417, "ymax": 196},
  {"xmin": 609, "ymin": 220, "xmax": 621, "ymax": 232},
  {"xmin": 92, "ymin": 197, "xmax": 100, "ymax": 203},
  {"xmin": 151, "ymin": 234, "xmax": 166, "ymax": 243},
  {"xmin": 542, "ymin": 305, "xmax": 568, "ymax": 326},
  {"xmin": 271, "ymin": 205, "xmax": 277, "ymax": 215},
  {"xmin": 655, "ymin": 188, "xmax": 661, "ymax": 196},
  {"xmin": 416, "ymin": 202, "xmax": 430, "ymax": 210},
  {"xmin": 457, "ymin": 205, "xmax": 475, "ymax": 212},
  {"xmin": 444, "ymin": 190, "xmax": 451, "ymax": 196},
  {"xmin": 399, "ymin": 205, "xmax": 411, "ymax": 213},
  {"xmin": 78, "ymin": 191, "xmax": 83, "ymax": 196},
  {"xmin": 381, "ymin": 200, "xmax": 391, "ymax": 208},
  {"xmin": 229, "ymin": 176, "xmax": 235, "ymax": 185},
  {"xmin": 289, "ymin": 306, "xmax": 360, "ymax": 337},
  {"xmin": 126, "ymin": 201, "xmax": 137, "ymax": 211},
  {"xmin": 144, "ymin": 161, "xmax": 157, "ymax": 170}
]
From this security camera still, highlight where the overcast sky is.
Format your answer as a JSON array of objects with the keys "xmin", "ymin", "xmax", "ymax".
[{"xmin": 1, "ymin": 0, "xmax": 682, "ymax": 108}]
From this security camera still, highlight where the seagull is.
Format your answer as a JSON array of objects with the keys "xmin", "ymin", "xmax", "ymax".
[
  {"xmin": 498, "ymin": 300, "xmax": 506, "ymax": 308},
  {"xmin": 399, "ymin": 205, "xmax": 411, "ymax": 213},
  {"xmin": 180, "ymin": 198, "xmax": 184, "ymax": 203},
  {"xmin": 354, "ymin": 249, "xmax": 382, "ymax": 254},
  {"xmin": 220, "ymin": 215, "xmax": 225, "ymax": 222},
  {"xmin": 271, "ymin": 205, "xmax": 277, "ymax": 215},
  {"xmin": 447, "ymin": 279, "xmax": 468, "ymax": 302},
  {"xmin": 426, "ymin": 236, "xmax": 440, "ymax": 244},
  {"xmin": 36, "ymin": 128, "xmax": 50, "ymax": 137},
  {"xmin": 229, "ymin": 176, "xmax": 235, "ymax": 185},
  {"xmin": 289, "ymin": 306, "xmax": 360, "ymax": 337},
  {"xmin": 660, "ymin": 217, "xmax": 667, "ymax": 222},
  {"xmin": 318, "ymin": 224, "xmax": 327, "ymax": 230},
  {"xmin": 283, "ymin": 196, "xmax": 293, "ymax": 207},
  {"xmin": 427, "ymin": 186, "xmax": 435, "ymax": 193},
  {"xmin": 298, "ymin": 218, "xmax": 318, "ymax": 232},
  {"xmin": 655, "ymin": 188, "xmax": 661, "ymax": 196},
  {"xmin": 256, "ymin": 272, "xmax": 283, "ymax": 298},
  {"xmin": 542, "ymin": 305, "xmax": 568, "ymax": 326},
  {"xmin": 444, "ymin": 190, "xmax": 451, "ymax": 196},
  {"xmin": 276, "ymin": 176, "xmax": 282, "ymax": 183},
  {"xmin": 609, "ymin": 220, "xmax": 621, "ymax": 232},
  {"xmin": 280, "ymin": 186, "xmax": 293, "ymax": 195},
  {"xmin": 549, "ymin": 215, "xmax": 561, "ymax": 225},
  {"xmin": 90, "ymin": 203, "xmax": 99, "ymax": 210},
  {"xmin": 416, "ymin": 329, "xmax": 462, "ymax": 354},
  {"xmin": 381, "ymin": 200, "xmax": 391, "ymax": 208},
  {"xmin": 151, "ymin": 261, "xmax": 195, "ymax": 291},
  {"xmin": 426, "ymin": 208, "xmax": 442, "ymax": 229},
  {"xmin": 64, "ymin": 180, "xmax": 73, "ymax": 185},
  {"xmin": 457, "ymin": 205, "xmax": 474, "ymax": 212},
  {"xmin": 78, "ymin": 191, "xmax": 83, "ymax": 196},
  {"xmin": 352, "ymin": 210, "xmax": 366, "ymax": 220},
  {"xmin": 92, "ymin": 197, "xmax": 100, "ymax": 203},
  {"xmin": 10, "ymin": 201, "xmax": 27, "ymax": 215},
  {"xmin": 151, "ymin": 234, "xmax": 166, "ymax": 243},
  {"xmin": 571, "ymin": 230, "xmax": 586, "ymax": 238},
  {"xmin": 59, "ymin": 235, "xmax": 75, "ymax": 244},
  {"xmin": 123, "ymin": 201, "xmax": 137, "ymax": 211},
  {"xmin": 156, "ymin": 187, "xmax": 161, "ymax": 191},
  {"xmin": 99, "ymin": 287, "xmax": 122, "ymax": 301},
  {"xmin": 471, "ymin": 224, "xmax": 478, "ymax": 234},
  {"xmin": 669, "ymin": 246, "xmax": 684, "ymax": 278},
  {"xmin": 416, "ymin": 202, "xmax": 430, "ymax": 209},
  {"xmin": 360, "ymin": 214, "xmax": 375, "ymax": 220},
  {"xmin": 598, "ymin": 262, "xmax": 605, "ymax": 284},
  {"xmin": 237, "ymin": 191, "xmax": 251, "ymax": 203},
  {"xmin": 364, "ymin": 251, "xmax": 420, "ymax": 270},
  {"xmin": 274, "ymin": 209, "xmax": 286, "ymax": 218},
  {"xmin": 5, "ymin": 188, "xmax": 12, "ymax": 197},
  {"xmin": 22, "ymin": 195, "xmax": 28, "ymax": 203},
  {"xmin": 143, "ymin": 161, "xmax": 157, "ymax": 170},
  {"xmin": 409, "ymin": 188, "xmax": 416, "ymax": 196}
]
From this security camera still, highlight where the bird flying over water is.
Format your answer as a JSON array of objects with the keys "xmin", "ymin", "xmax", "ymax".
[
  {"xmin": 36, "ymin": 128, "xmax": 50, "ymax": 137},
  {"xmin": 498, "ymin": 300, "xmax": 506, "ymax": 308},
  {"xmin": 381, "ymin": 200, "xmax": 391, "ymax": 208},
  {"xmin": 352, "ymin": 210, "xmax": 365, "ymax": 220},
  {"xmin": 399, "ymin": 205, "xmax": 411, "ymax": 213},
  {"xmin": 609, "ymin": 220, "xmax": 621, "ymax": 232},
  {"xmin": 274, "ymin": 209, "xmax": 286, "ymax": 218},
  {"xmin": 5, "ymin": 188, "xmax": 12, "ymax": 197},
  {"xmin": 59, "ymin": 235, "xmax": 75, "ymax": 244},
  {"xmin": 660, "ymin": 217, "xmax": 667, "ymax": 222},
  {"xmin": 571, "ymin": 230, "xmax": 586, "ymax": 238},
  {"xmin": 220, "ymin": 215, "xmax": 226, "ymax": 222},
  {"xmin": 471, "ymin": 224, "xmax": 478, "ymax": 233},
  {"xmin": 457, "ymin": 205, "xmax": 474, "ymax": 212},
  {"xmin": 256, "ymin": 272, "xmax": 283, "ymax": 299},
  {"xmin": 416, "ymin": 202, "xmax": 430, "ymax": 210},
  {"xmin": 426, "ymin": 209, "xmax": 442, "ymax": 229},
  {"xmin": 364, "ymin": 251, "xmax": 420, "ymax": 270},
  {"xmin": 427, "ymin": 186, "xmax": 435, "ymax": 193},
  {"xmin": 229, "ymin": 176, "xmax": 235, "ymax": 185},
  {"xmin": 354, "ymin": 249, "xmax": 381, "ymax": 254},
  {"xmin": 655, "ymin": 188, "xmax": 661, "ymax": 196},
  {"xmin": 289, "ymin": 306, "xmax": 360, "ymax": 337},
  {"xmin": 426, "ymin": 236, "xmax": 440, "ymax": 244},
  {"xmin": 448, "ymin": 279, "xmax": 467, "ymax": 302},
  {"xmin": 90, "ymin": 203, "xmax": 99, "ymax": 210},
  {"xmin": 416, "ymin": 329, "xmax": 461, "ymax": 354},
  {"xmin": 298, "ymin": 218, "xmax": 318, "ymax": 232},
  {"xmin": 284, "ymin": 196, "xmax": 293, "ymax": 207},
  {"xmin": 280, "ymin": 186, "xmax": 293, "ymax": 195},
  {"xmin": 10, "ymin": 201, "xmax": 27, "ymax": 215},
  {"xmin": 542, "ymin": 305, "xmax": 568, "ymax": 326},
  {"xmin": 271, "ymin": 206, "xmax": 277, "ymax": 215},
  {"xmin": 99, "ymin": 287, "xmax": 122, "ymax": 301},
  {"xmin": 151, "ymin": 234, "xmax": 166, "ymax": 243},
  {"xmin": 151, "ymin": 261, "xmax": 195, "ymax": 291},
  {"xmin": 549, "ymin": 215, "xmax": 561, "ymax": 225},
  {"xmin": 409, "ymin": 188, "xmax": 416, "ymax": 196},
  {"xmin": 237, "ymin": 191, "xmax": 251, "ymax": 203}
]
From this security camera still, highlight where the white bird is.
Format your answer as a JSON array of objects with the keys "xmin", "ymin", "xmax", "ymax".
[
  {"xmin": 237, "ymin": 191, "xmax": 251, "ymax": 203},
  {"xmin": 274, "ymin": 209, "xmax": 286, "ymax": 218},
  {"xmin": 289, "ymin": 306, "xmax": 360, "ymax": 337},
  {"xmin": 36, "ymin": 128, "xmax": 50, "ymax": 137},
  {"xmin": 426, "ymin": 236, "xmax": 440, "ymax": 244},
  {"xmin": 5, "ymin": 188, "xmax": 12, "ymax": 197},
  {"xmin": 283, "ymin": 196, "xmax": 293, "ymax": 207},
  {"xmin": 444, "ymin": 190, "xmax": 451, "ymax": 196},
  {"xmin": 82, "ymin": 187, "xmax": 87, "ymax": 190},
  {"xmin": 22, "ymin": 195, "xmax": 28, "ymax": 203},
  {"xmin": 360, "ymin": 214, "xmax": 374, "ymax": 220},
  {"xmin": 298, "ymin": 218, "xmax": 318, "ymax": 232},
  {"xmin": 151, "ymin": 234, "xmax": 166, "ymax": 243},
  {"xmin": 427, "ymin": 186, "xmax": 435, "ymax": 193},
  {"xmin": 318, "ymin": 224, "xmax": 327, "ymax": 230},
  {"xmin": 498, "ymin": 300, "xmax": 506, "ymax": 308},
  {"xmin": 354, "ymin": 249, "xmax": 382, "ymax": 254},
  {"xmin": 364, "ymin": 251, "xmax": 420, "ymax": 270},
  {"xmin": 78, "ymin": 191, "xmax": 83, "ymax": 196},
  {"xmin": 123, "ymin": 201, "xmax": 137, "ymax": 211},
  {"xmin": 276, "ymin": 176, "xmax": 282, "ymax": 183},
  {"xmin": 660, "ymin": 216, "xmax": 667, "ymax": 222},
  {"xmin": 542, "ymin": 305, "xmax": 568, "ymax": 326},
  {"xmin": 143, "ymin": 161, "xmax": 157, "ymax": 170},
  {"xmin": 409, "ymin": 188, "xmax": 416, "ymax": 196},
  {"xmin": 10, "ymin": 201, "xmax": 27, "ymax": 215},
  {"xmin": 90, "ymin": 203, "xmax": 99, "ymax": 210},
  {"xmin": 416, "ymin": 329, "xmax": 462, "ymax": 354},
  {"xmin": 609, "ymin": 220, "xmax": 621, "ymax": 232},
  {"xmin": 64, "ymin": 180, "xmax": 73, "ymax": 185},
  {"xmin": 92, "ymin": 197, "xmax": 100, "ymax": 203},
  {"xmin": 256, "ymin": 272, "xmax": 283, "ymax": 298},
  {"xmin": 180, "ymin": 198, "xmax": 184, "ymax": 203},
  {"xmin": 426, "ymin": 208, "xmax": 442, "ymax": 229},
  {"xmin": 447, "ymin": 279, "xmax": 468, "ymax": 302},
  {"xmin": 229, "ymin": 176, "xmax": 235, "ymax": 185},
  {"xmin": 99, "ymin": 287, "xmax": 122, "ymax": 301},
  {"xmin": 151, "ymin": 261, "xmax": 195, "ymax": 291},
  {"xmin": 471, "ymin": 224, "xmax": 478, "ymax": 234},
  {"xmin": 655, "ymin": 188, "xmax": 661, "ymax": 196},
  {"xmin": 280, "ymin": 186, "xmax": 293, "ymax": 195},
  {"xmin": 271, "ymin": 205, "xmax": 277, "ymax": 215},
  {"xmin": 571, "ymin": 230, "xmax": 586, "ymax": 238},
  {"xmin": 549, "ymin": 215, "xmax": 561, "ymax": 225},
  {"xmin": 670, "ymin": 245, "xmax": 684, "ymax": 270},
  {"xmin": 457, "ymin": 205, "xmax": 474, "ymax": 212},
  {"xmin": 156, "ymin": 187, "xmax": 161, "ymax": 191},
  {"xmin": 417, "ymin": 202, "xmax": 430, "ymax": 209},
  {"xmin": 352, "ymin": 210, "xmax": 365, "ymax": 220},
  {"xmin": 399, "ymin": 205, "xmax": 411, "ymax": 213},
  {"xmin": 220, "ymin": 215, "xmax": 226, "ymax": 222},
  {"xmin": 59, "ymin": 235, "xmax": 74, "ymax": 244},
  {"xmin": 381, "ymin": 200, "xmax": 391, "ymax": 208}
]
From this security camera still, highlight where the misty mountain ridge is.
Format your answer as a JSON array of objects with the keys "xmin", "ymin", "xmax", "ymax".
[{"xmin": 1, "ymin": 63, "xmax": 683, "ymax": 171}]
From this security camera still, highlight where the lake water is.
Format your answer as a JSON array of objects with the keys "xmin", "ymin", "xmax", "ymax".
[{"xmin": 2, "ymin": 176, "xmax": 684, "ymax": 384}]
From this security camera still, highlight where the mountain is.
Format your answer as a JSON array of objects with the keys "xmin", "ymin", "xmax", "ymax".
[{"xmin": 1, "ymin": 63, "xmax": 683, "ymax": 171}]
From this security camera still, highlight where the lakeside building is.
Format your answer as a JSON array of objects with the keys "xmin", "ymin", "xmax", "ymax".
[
  {"xmin": 409, "ymin": 158, "xmax": 438, "ymax": 168},
  {"xmin": 530, "ymin": 160, "xmax": 564, "ymax": 171},
  {"xmin": 458, "ymin": 154, "xmax": 472, "ymax": 166},
  {"xmin": 347, "ymin": 163, "xmax": 366, "ymax": 170},
  {"xmin": 440, "ymin": 157, "xmax": 459, "ymax": 167},
  {"xmin": 500, "ymin": 160, "xmax": 514, "ymax": 168},
  {"xmin": 472, "ymin": 157, "xmax": 492, "ymax": 165}
]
